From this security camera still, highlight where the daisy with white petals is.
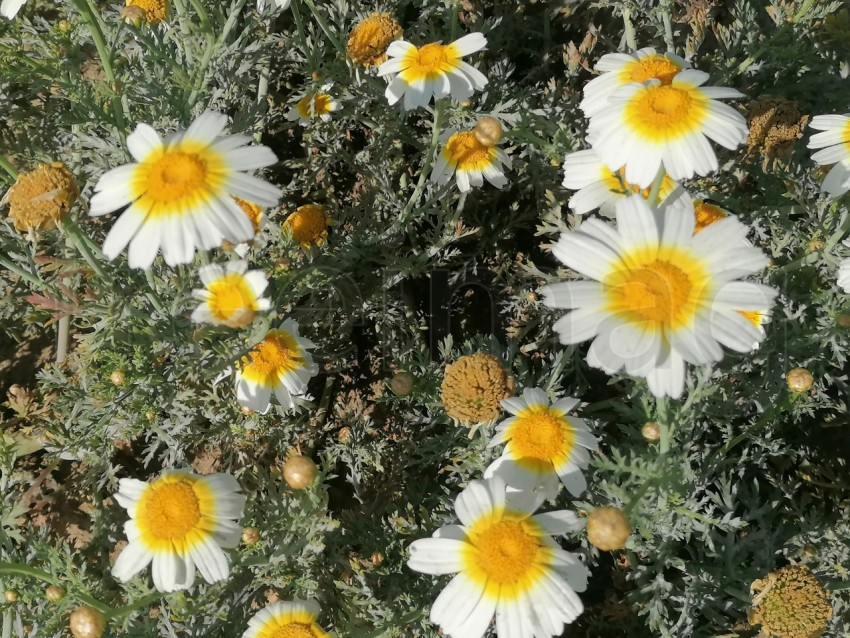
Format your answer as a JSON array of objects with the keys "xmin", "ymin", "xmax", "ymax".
[
  {"xmin": 562, "ymin": 148, "xmax": 687, "ymax": 216},
  {"xmin": 191, "ymin": 260, "xmax": 270, "ymax": 328},
  {"xmin": 541, "ymin": 195, "xmax": 777, "ymax": 399},
  {"xmin": 1, "ymin": 0, "xmax": 25, "ymax": 18},
  {"xmin": 242, "ymin": 600, "xmax": 332, "ymax": 638},
  {"xmin": 807, "ymin": 114, "xmax": 850, "ymax": 198},
  {"xmin": 431, "ymin": 128, "xmax": 511, "ymax": 192},
  {"xmin": 408, "ymin": 477, "xmax": 587, "ymax": 638},
  {"xmin": 484, "ymin": 387, "xmax": 598, "ymax": 499},
  {"xmin": 112, "ymin": 470, "xmax": 246, "ymax": 592},
  {"xmin": 89, "ymin": 111, "xmax": 282, "ymax": 269},
  {"xmin": 838, "ymin": 241, "xmax": 850, "ymax": 294},
  {"xmin": 587, "ymin": 70, "xmax": 748, "ymax": 188},
  {"xmin": 581, "ymin": 47, "xmax": 689, "ymax": 117},
  {"xmin": 286, "ymin": 87, "xmax": 343, "ymax": 125},
  {"xmin": 377, "ymin": 33, "xmax": 488, "ymax": 110},
  {"xmin": 235, "ymin": 318, "xmax": 318, "ymax": 413}
]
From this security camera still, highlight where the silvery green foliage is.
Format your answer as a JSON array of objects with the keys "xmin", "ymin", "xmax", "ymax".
[{"xmin": 1, "ymin": 0, "xmax": 850, "ymax": 636}]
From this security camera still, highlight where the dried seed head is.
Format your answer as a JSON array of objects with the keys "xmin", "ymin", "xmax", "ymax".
[
  {"xmin": 587, "ymin": 507, "xmax": 631, "ymax": 551},
  {"xmin": 441, "ymin": 353, "xmax": 514, "ymax": 424},
  {"xmin": 473, "ymin": 116, "xmax": 503, "ymax": 147},
  {"xmin": 786, "ymin": 368, "xmax": 813, "ymax": 393},
  {"xmin": 283, "ymin": 455, "xmax": 318, "ymax": 490},
  {"xmin": 749, "ymin": 565, "xmax": 832, "ymax": 638},
  {"xmin": 6, "ymin": 162, "xmax": 78, "ymax": 231},
  {"xmin": 347, "ymin": 13, "xmax": 402, "ymax": 67},
  {"xmin": 69, "ymin": 606, "xmax": 106, "ymax": 638},
  {"xmin": 389, "ymin": 371, "xmax": 414, "ymax": 396}
]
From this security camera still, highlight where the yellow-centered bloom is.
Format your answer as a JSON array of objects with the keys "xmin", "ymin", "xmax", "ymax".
[
  {"xmin": 112, "ymin": 470, "xmax": 246, "ymax": 592},
  {"xmin": 484, "ymin": 388, "xmax": 598, "ymax": 499},
  {"xmin": 587, "ymin": 70, "xmax": 748, "ymax": 188},
  {"xmin": 407, "ymin": 477, "xmax": 587, "ymax": 638},
  {"xmin": 286, "ymin": 89, "xmax": 342, "ymax": 125},
  {"xmin": 541, "ymin": 196, "xmax": 777, "ymax": 398},
  {"xmin": 377, "ymin": 33, "xmax": 488, "ymax": 110},
  {"xmin": 431, "ymin": 127, "xmax": 512, "ymax": 192},
  {"xmin": 235, "ymin": 318, "xmax": 318, "ymax": 413},
  {"xmin": 282, "ymin": 204, "xmax": 330, "ymax": 248},
  {"xmin": 191, "ymin": 260, "xmax": 270, "ymax": 328},
  {"xmin": 89, "ymin": 111, "xmax": 281, "ymax": 269},
  {"xmin": 242, "ymin": 600, "xmax": 332, "ymax": 638}
]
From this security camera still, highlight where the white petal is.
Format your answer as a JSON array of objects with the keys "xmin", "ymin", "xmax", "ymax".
[
  {"xmin": 127, "ymin": 123, "xmax": 163, "ymax": 163},
  {"xmin": 111, "ymin": 541, "xmax": 153, "ymax": 583},
  {"xmin": 407, "ymin": 538, "xmax": 466, "ymax": 575}
]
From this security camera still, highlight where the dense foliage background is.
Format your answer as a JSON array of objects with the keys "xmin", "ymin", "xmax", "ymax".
[{"xmin": 1, "ymin": 0, "xmax": 850, "ymax": 636}]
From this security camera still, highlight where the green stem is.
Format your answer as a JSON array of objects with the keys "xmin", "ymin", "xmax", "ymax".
[
  {"xmin": 623, "ymin": 7, "xmax": 637, "ymax": 52},
  {"xmin": 0, "ymin": 563, "xmax": 112, "ymax": 615},
  {"xmin": 300, "ymin": 0, "xmax": 344, "ymax": 55},
  {"xmin": 647, "ymin": 166, "xmax": 666, "ymax": 207},
  {"xmin": 186, "ymin": 0, "xmax": 213, "ymax": 36},
  {"xmin": 656, "ymin": 395, "xmax": 672, "ymax": 455},
  {"xmin": 110, "ymin": 592, "xmax": 165, "ymax": 619},
  {"xmin": 70, "ymin": 0, "xmax": 127, "ymax": 142},
  {"xmin": 0, "ymin": 256, "xmax": 59, "ymax": 294},
  {"xmin": 0, "ymin": 156, "xmax": 18, "ymax": 180},
  {"xmin": 60, "ymin": 219, "xmax": 109, "ymax": 280},
  {"xmin": 661, "ymin": 9, "xmax": 674, "ymax": 53},
  {"xmin": 171, "ymin": 0, "xmax": 197, "ymax": 68},
  {"xmin": 186, "ymin": 0, "xmax": 245, "ymax": 109},
  {"xmin": 398, "ymin": 101, "xmax": 445, "ymax": 222}
]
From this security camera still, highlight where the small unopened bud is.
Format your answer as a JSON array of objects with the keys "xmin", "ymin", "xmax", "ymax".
[
  {"xmin": 389, "ymin": 372, "xmax": 414, "ymax": 396},
  {"xmin": 587, "ymin": 507, "xmax": 631, "ymax": 551},
  {"xmin": 69, "ymin": 606, "xmax": 106, "ymax": 638},
  {"xmin": 4, "ymin": 589, "xmax": 18, "ymax": 603},
  {"xmin": 806, "ymin": 238, "xmax": 825, "ymax": 253},
  {"xmin": 836, "ymin": 313, "xmax": 850, "ymax": 328},
  {"xmin": 241, "ymin": 406, "xmax": 253, "ymax": 416},
  {"xmin": 145, "ymin": 411, "xmax": 156, "ymax": 422},
  {"xmin": 45, "ymin": 585, "xmax": 65, "ymax": 602},
  {"xmin": 473, "ymin": 116, "xmax": 503, "ymax": 146},
  {"xmin": 370, "ymin": 551, "xmax": 384, "ymax": 566},
  {"xmin": 110, "ymin": 370, "xmax": 125, "ymax": 387},
  {"xmin": 786, "ymin": 367, "xmax": 814, "ymax": 393},
  {"xmin": 337, "ymin": 426, "xmax": 352, "ymax": 443},
  {"xmin": 641, "ymin": 422, "xmax": 661, "ymax": 442},
  {"xmin": 283, "ymin": 455, "xmax": 318, "ymax": 490},
  {"xmin": 241, "ymin": 527, "xmax": 260, "ymax": 544},
  {"xmin": 120, "ymin": 5, "xmax": 146, "ymax": 25}
]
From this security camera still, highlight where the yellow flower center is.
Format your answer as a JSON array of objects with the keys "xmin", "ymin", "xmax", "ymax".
[
  {"xmin": 297, "ymin": 94, "xmax": 334, "ymax": 119},
  {"xmin": 136, "ymin": 479, "xmax": 201, "ymax": 542},
  {"xmin": 133, "ymin": 144, "xmax": 225, "ymax": 216},
  {"xmin": 233, "ymin": 197, "xmax": 263, "ymax": 233},
  {"xmin": 463, "ymin": 512, "xmax": 548, "ymax": 599},
  {"xmin": 7, "ymin": 162, "xmax": 78, "ymax": 232},
  {"xmin": 843, "ymin": 119, "xmax": 850, "ymax": 153},
  {"xmin": 207, "ymin": 274, "xmax": 258, "ymax": 326},
  {"xmin": 126, "ymin": 0, "xmax": 167, "ymax": 24},
  {"xmin": 605, "ymin": 249, "xmax": 709, "ymax": 330},
  {"xmin": 600, "ymin": 166, "xmax": 675, "ymax": 200},
  {"xmin": 242, "ymin": 329, "xmax": 304, "ymax": 385},
  {"xmin": 508, "ymin": 409, "xmax": 575, "ymax": 471},
  {"xmin": 347, "ymin": 13, "xmax": 402, "ymax": 67},
  {"xmin": 266, "ymin": 624, "xmax": 318, "ymax": 638},
  {"xmin": 623, "ymin": 55, "xmax": 682, "ymax": 84},
  {"xmin": 693, "ymin": 201, "xmax": 727, "ymax": 233},
  {"xmin": 625, "ymin": 84, "xmax": 708, "ymax": 142},
  {"xmin": 443, "ymin": 131, "xmax": 497, "ymax": 171},
  {"xmin": 283, "ymin": 204, "xmax": 329, "ymax": 247},
  {"xmin": 401, "ymin": 42, "xmax": 460, "ymax": 81}
]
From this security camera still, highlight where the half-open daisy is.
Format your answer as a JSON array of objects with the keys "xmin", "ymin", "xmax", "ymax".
[
  {"xmin": 562, "ymin": 148, "xmax": 684, "ymax": 216},
  {"xmin": 111, "ymin": 470, "xmax": 245, "ymax": 592},
  {"xmin": 581, "ymin": 47, "xmax": 689, "ymax": 117},
  {"xmin": 408, "ymin": 476, "xmax": 587, "ymax": 638},
  {"xmin": 483, "ymin": 387, "xmax": 598, "ymax": 499},
  {"xmin": 808, "ymin": 114, "xmax": 850, "ymax": 198},
  {"xmin": 587, "ymin": 70, "xmax": 748, "ymax": 188},
  {"xmin": 242, "ymin": 600, "xmax": 332, "ymax": 638},
  {"xmin": 377, "ymin": 33, "xmax": 488, "ymax": 110},
  {"xmin": 431, "ymin": 128, "xmax": 511, "ymax": 192},
  {"xmin": 191, "ymin": 260, "xmax": 270, "ymax": 328},
  {"xmin": 540, "ymin": 195, "xmax": 777, "ymax": 398},
  {"xmin": 89, "ymin": 111, "xmax": 282, "ymax": 269},
  {"xmin": 286, "ymin": 87, "xmax": 342, "ymax": 125},
  {"xmin": 235, "ymin": 318, "xmax": 318, "ymax": 412}
]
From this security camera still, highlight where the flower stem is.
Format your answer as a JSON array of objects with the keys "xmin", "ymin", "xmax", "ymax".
[
  {"xmin": 399, "ymin": 101, "xmax": 445, "ymax": 223},
  {"xmin": 0, "ymin": 563, "xmax": 112, "ymax": 615},
  {"xmin": 299, "ymin": 0, "xmax": 344, "ymax": 56},
  {"xmin": 656, "ymin": 395, "xmax": 672, "ymax": 455},
  {"xmin": 0, "ymin": 156, "xmax": 18, "ymax": 180},
  {"xmin": 623, "ymin": 7, "xmax": 637, "ymax": 52},
  {"xmin": 60, "ymin": 218, "xmax": 109, "ymax": 280},
  {"xmin": 187, "ymin": 0, "xmax": 245, "ymax": 109},
  {"xmin": 648, "ymin": 166, "xmax": 666, "ymax": 207}
]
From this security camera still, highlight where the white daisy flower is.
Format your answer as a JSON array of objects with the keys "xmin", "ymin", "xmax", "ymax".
[
  {"xmin": 839, "ymin": 255, "xmax": 850, "ymax": 294},
  {"xmin": 89, "ymin": 110, "xmax": 282, "ymax": 269},
  {"xmin": 483, "ymin": 387, "xmax": 599, "ymax": 500},
  {"xmin": 242, "ymin": 600, "xmax": 332, "ymax": 638},
  {"xmin": 111, "ymin": 470, "xmax": 246, "ymax": 592},
  {"xmin": 540, "ymin": 195, "xmax": 778, "ymax": 399},
  {"xmin": 407, "ymin": 476, "xmax": 588, "ymax": 638},
  {"xmin": 235, "ymin": 318, "xmax": 318, "ymax": 413},
  {"xmin": 562, "ymin": 148, "xmax": 687, "ymax": 216},
  {"xmin": 286, "ymin": 87, "xmax": 343, "ymax": 125},
  {"xmin": 191, "ymin": 260, "xmax": 270, "ymax": 328},
  {"xmin": 377, "ymin": 33, "xmax": 488, "ymax": 110},
  {"xmin": 581, "ymin": 47, "xmax": 689, "ymax": 117},
  {"xmin": 807, "ymin": 114, "xmax": 850, "ymax": 198},
  {"xmin": 1, "ymin": 0, "xmax": 25, "ymax": 18},
  {"xmin": 431, "ymin": 128, "xmax": 511, "ymax": 192},
  {"xmin": 587, "ymin": 70, "xmax": 748, "ymax": 188}
]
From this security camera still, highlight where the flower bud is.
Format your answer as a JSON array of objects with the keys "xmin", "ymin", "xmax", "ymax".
[
  {"xmin": 69, "ymin": 606, "xmax": 106, "ymax": 638},
  {"xmin": 389, "ymin": 372, "xmax": 414, "ymax": 396},
  {"xmin": 836, "ymin": 313, "xmax": 850, "ymax": 328},
  {"xmin": 786, "ymin": 367, "xmax": 813, "ymax": 393},
  {"xmin": 4, "ymin": 589, "xmax": 18, "ymax": 603},
  {"xmin": 473, "ymin": 116, "xmax": 503, "ymax": 146},
  {"xmin": 587, "ymin": 506, "xmax": 631, "ymax": 551},
  {"xmin": 110, "ymin": 370, "xmax": 125, "ymax": 387},
  {"xmin": 641, "ymin": 422, "xmax": 661, "ymax": 442},
  {"xmin": 45, "ymin": 585, "xmax": 65, "ymax": 602},
  {"xmin": 283, "ymin": 455, "xmax": 318, "ymax": 490},
  {"xmin": 370, "ymin": 551, "xmax": 384, "ymax": 566},
  {"xmin": 241, "ymin": 527, "xmax": 260, "ymax": 545}
]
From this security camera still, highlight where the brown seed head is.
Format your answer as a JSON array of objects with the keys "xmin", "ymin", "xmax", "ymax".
[
  {"xmin": 749, "ymin": 565, "xmax": 832, "ymax": 638},
  {"xmin": 6, "ymin": 162, "xmax": 78, "ymax": 231}
]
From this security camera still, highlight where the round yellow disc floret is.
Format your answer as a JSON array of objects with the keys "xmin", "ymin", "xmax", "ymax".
[
  {"xmin": 749, "ymin": 565, "xmax": 833, "ymax": 638},
  {"xmin": 125, "ymin": 0, "xmax": 167, "ymax": 24},
  {"xmin": 6, "ymin": 162, "xmax": 78, "ymax": 231},
  {"xmin": 347, "ymin": 13, "xmax": 402, "ymax": 67},
  {"xmin": 440, "ymin": 352, "xmax": 515, "ymax": 423},
  {"xmin": 283, "ymin": 204, "xmax": 331, "ymax": 248}
]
